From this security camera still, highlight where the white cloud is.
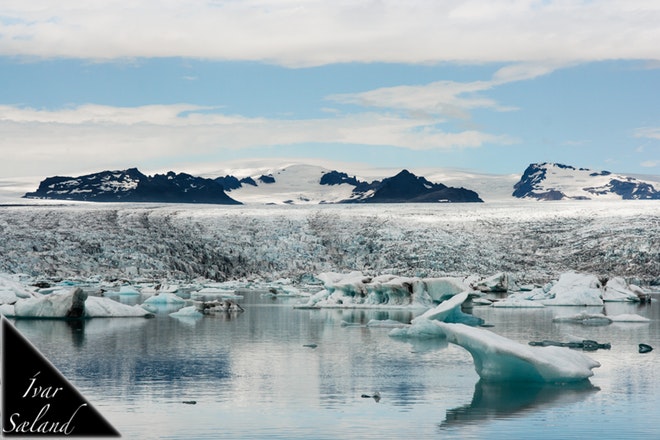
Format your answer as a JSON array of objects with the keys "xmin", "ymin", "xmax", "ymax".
[
  {"xmin": 640, "ymin": 160, "xmax": 660, "ymax": 168},
  {"xmin": 634, "ymin": 127, "xmax": 660, "ymax": 140},
  {"xmin": 0, "ymin": 1, "xmax": 659, "ymax": 66},
  {"xmin": 327, "ymin": 61, "xmax": 561, "ymax": 119},
  {"xmin": 0, "ymin": 103, "xmax": 515, "ymax": 177}
]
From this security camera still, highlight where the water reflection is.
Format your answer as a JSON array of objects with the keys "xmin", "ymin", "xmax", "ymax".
[{"xmin": 440, "ymin": 380, "xmax": 599, "ymax": 429}]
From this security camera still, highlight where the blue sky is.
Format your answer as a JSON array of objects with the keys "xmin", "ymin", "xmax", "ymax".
[{"xmin": 0, "ymin": 1, "xmax": 659, "ymax": 179}]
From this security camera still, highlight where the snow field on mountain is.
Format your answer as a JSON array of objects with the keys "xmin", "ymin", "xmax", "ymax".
[{"xmin": 0, "ymin": 201, "xmax": 658, "ymax": 285}]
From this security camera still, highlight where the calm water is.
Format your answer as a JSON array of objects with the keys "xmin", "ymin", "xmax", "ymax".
[{"xmin": 8, "ymin": 293, "xmax": 660, "ymax": 439}]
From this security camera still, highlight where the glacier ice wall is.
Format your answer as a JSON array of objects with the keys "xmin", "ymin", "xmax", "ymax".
[{"xmin": 0, "ymin": 203, "xmax": 658, "ymax": 283}]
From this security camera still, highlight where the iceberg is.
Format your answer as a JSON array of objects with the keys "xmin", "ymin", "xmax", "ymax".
[
  {"xmin": 411, "ymin": 291, "xmax": 483, "ymax": 326},
  {"xmin": 3, "ymin": 288, "xmax": 152, "ymax": 318},
  {"xmin": 553, "ymin": 311, "xmax": 650, "ymax": 325},
  {"xmin": 170, "ymin": 305, "xmax": 203, "ymax": 319},
  {"xmin": 142, "ymin": 293, "xmax": 186, "ymax": 305},
  {"xmin": 300, "ymin": 272, "xmax": 477, "ymax": 309},
  {"xmin": 0, "ymin": 273, "xmax": 37, "ymax": 304},
  {"xmin": 391, "ymin": 289, "xmax": 600, "ymax": 383},
  {"xmin": 540, "ymin": 272, "xmax": 604, "ymax": 306},
  {"xmin": 436, "ymin": 322, "xmax": 600, "ymax": 383},
  {"xmin": 602, "ymin": 277, "xmax": 644, "ymax": 302}
]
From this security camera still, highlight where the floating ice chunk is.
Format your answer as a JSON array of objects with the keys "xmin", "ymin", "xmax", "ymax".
[
  {"xmin": 422, "ymin": 277, "xmax": 471, "ymax": 302},
  {"xmin": 389, "ymin": 318, "xmax": 449, "ymax": 339},
  {"xmin": 170, "ymin": 305, "xmax": 203, "ymax": 319},
  {"xmin": 143, "ymin": 293, "xmax": 186, "ymax": 305},
  {"xmin": 0, "ymin": 304, "xmax": 15, "ymax": 316},
  {"xmin": 492, "ymin": 298, "xmax": 545, "ymax": 308},
  {"xmin": 540, "ymin": 272, "xmax": 603, "ymax": 306},
  {"xmin": 473, "ymin": 273, "xmax": 514, "ymax": 293},
  {"xmin": 301, "ymin": 272, "xmax": 433, "ymax": 308},
  {"xmin": 118, "ymin": 285, "xmax": 141, "ymax": 296},
  {"xmin": 609, "ymin": 313, "xmax": 650, "ymax": 323},
  {"xmin": 602, "ymin": 277, "xmax": 643, "ymax": 302},
  {"xmin": 412, "ymin": 291, "xmax": 483, "ymax": 326},
  {"xmin": 0, "ymin": 273, "xmax": 36, "ymax": 303},
  {"xmin": 8, "ymin": 289, "xmax": 151, "ymax": 318},
  {"xmin": 435, "ymin": 322, "xmax": 600, "ymax": 383},
  {"xmin": 366, "ymin": 319, "xmax": 408, "ymax": 328},
  {"xmin": 552, "ymin": 312, "xmax": 612, "ymax": 326},
  {"xmin": 85, "ymin": 296, "xmax": 153, "ymax": 317}
]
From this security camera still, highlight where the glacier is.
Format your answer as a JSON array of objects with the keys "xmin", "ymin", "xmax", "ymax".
[{"xmin": 0, "ymin": 202, "xmax": 658, "ymax": 285}]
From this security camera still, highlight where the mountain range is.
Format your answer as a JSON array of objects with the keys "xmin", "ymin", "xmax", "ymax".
[
  {"xmin": 20, "ymin": 162, "xmax": 660, "ymax": 204},
  {"xmin": 513, "ymin": 163, "xmax": 660, "ymax": 200}
]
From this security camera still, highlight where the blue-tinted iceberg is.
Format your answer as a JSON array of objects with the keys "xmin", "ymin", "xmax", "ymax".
[
  {"xmin": 301, "ymin": 271, "xmax": 472, "ymax": 308},
  {"xmin": 435, "ymin": 322, "xmax": 600, "ymax": 382},
  {"xmin": 390, "ymin": 289, "xmax": 600, "ymax": 383}
]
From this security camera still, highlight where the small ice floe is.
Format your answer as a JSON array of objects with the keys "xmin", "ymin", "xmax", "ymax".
[
  {"xmin": 529, "ymin": 339, "xmax": 611, "ymax": 351},
  {"xmin": 170, "ymin": 306, "xmax": 203, "ymax": 319},
  {"xmin": 118, "ymin": 285, "xmax": 141, "ymax": 296},
  {"xmin": 366, "ymin": 319, "xmax": 408, "ymax": 328},
  {"xmin": 191, "ymin": 288, "xmax": 243, "ymax": 302},
  {"xmin": 491, "ymin": 298, "xmax": 545, "ymax": 308},
  {"xmin": 194, "ymin": 299, "xmax": 244, "ymax": 314},
  {"xmin": 553, "ymin": 312, "xmax": 650, "ymax": 326},
  {"xmin": 638, "ymin": 343, "xmax": 653, "ymax": 354},
  {"xmin": 609, "ymin": 314, "xmax": 650, "ymax": 323},
  {"xmin": 143, "ymin": 293, "xmax": 186, "ymax": 306},
  {"xmin": 361, "ymin": 392, "xmax": 381, "ymax": 402},
  {"xmin": 552, "ymin": 312, "xmax": 612, "ymax": 326}
]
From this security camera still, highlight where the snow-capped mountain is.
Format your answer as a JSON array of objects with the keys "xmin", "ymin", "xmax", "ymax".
[
  {"xmin": 23, "ymin": 168, "xmax": 241, "ymax": 204},
  {"xmin": 216, "ymin": 164, "xmax": 483, "ymax": 204},
  {"xmin": 513, "ymin": 163, "xmax": 660, "ymax": 200},
  {"xmin": 21, "ymin": 164, "xmax": 483, "ymax": 205}
]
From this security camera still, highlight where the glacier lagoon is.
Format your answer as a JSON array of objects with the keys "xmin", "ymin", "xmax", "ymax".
[
  {"xmin": 9, "ymin": 293, "xmax": 660, "ymax": 440},
  {"xmin": 2, "ymin": 200, "xmax": 660, "ymax": 438}
]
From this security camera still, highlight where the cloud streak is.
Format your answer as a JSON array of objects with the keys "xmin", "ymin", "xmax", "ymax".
[
  {"xmin": 1, "ymin": 1, "xmax": 659, "ymax": 66},
  {"xmin": 0, "ymin": 103, "xmax": 515, "ymax": 177}
]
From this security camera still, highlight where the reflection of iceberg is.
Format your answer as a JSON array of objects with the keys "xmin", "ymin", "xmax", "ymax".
[
  {"xmin": 441, "ymin": 380, "xmax": 599, "ymax": 428},
  {"xmin": 436, "ymin": 322, "xmax": 600, "ymax": 383}
]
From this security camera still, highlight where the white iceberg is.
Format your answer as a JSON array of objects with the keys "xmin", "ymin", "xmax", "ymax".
[
  {"xmin": 473, "ymin": 273, "xmax": 515, "ymax": 293},
  {"xmin": 0, "ymin": 273, "xmax": 37, "ymax": 304},
  {"xmin": 301, "ymin": 272, "xmax": 478, "ymax": 309},
  {"xmin": 170, "ymin": 305, "xmax": 203, "ymax": 319},
  {"xmin": 552, "ymin": 312, "xmax": 613, "ymax": 326},
  {"xmin": 4, "ymin": 288, "xmax": 152, "ymax": 318},
  {"xmin": 609, "ymin": 313, "xmax": 650, "ymax": 323},
  {"xmin": 390, "ymin": 289, "xmax": 600, "ymax": 383},
  {"xmin": 142, "ymin": 292, "xmax": 186, "ymax": 305},
  {"xmin": 390, "ymin": 291, "xmax": 483, "ymax": 337},
  {"xmin": 436, "ymin": 322, "xmax": 600, "ymax": 383},
  {"xmin": 537, "ymin": 272, "xmax": 604, "ymax": 306},
  {"xmin": 602, "ymin": 277, "xmax": 643, "ymax": 302},
  {"xmin": 422, "ymin": 277, "xmax": 472, "ymax": 302},
  {"xmin": 492, "ymin": 298, "xmax": 546, "ymax": 308}
]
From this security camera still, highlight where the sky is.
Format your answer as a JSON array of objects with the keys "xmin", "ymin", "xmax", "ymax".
[{"xmin": 0, "ymin": 0, "xmax": 659, "ymax": 180}]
